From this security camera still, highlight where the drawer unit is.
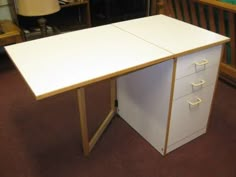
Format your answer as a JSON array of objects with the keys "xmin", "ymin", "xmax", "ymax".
[
  {"xmin": 173, "ymin": 65, "xmax": 219, "ymax": 99},
  {"xmin": 166, "ymin": 46, "xmax": 222, "ymax": 153},
  {"xmin": 175, "ymin": 45, "xmax": 222, "ymax": 79},
  {"xmin": 118, "ymin": 45, "xmax": 223, "ymax": 155},
  {"xmin": 168, "ymin": 84, "xmax": 215, "ymax": 147},
  {"xmin": 115, "ymin": 15, "xmax": 228, "ymax": 156}
]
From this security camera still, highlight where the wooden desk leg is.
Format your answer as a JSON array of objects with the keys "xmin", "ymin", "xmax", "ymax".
[
  {"xmin": 77, "ymin": 79, "xmax": 117, "ymax": 156},
  {"xmin": 77, "ymin": 87, "xmax": 90, "ymax": 156}
]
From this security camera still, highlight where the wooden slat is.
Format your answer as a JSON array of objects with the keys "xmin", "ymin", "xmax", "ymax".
[
  {"xmin": 164, "ymin": 59, "xmax": 177, "ymax": 155},
  {"xmin": 218, "ymin": 9, "xmax": 227, "ymax": 64},
  {"xmin": 151, "ymin": 0, "xmax": 157, "ymax": 15},
  {"xmin": 189, "ymin": 1, "xmax": 199, "ymax": 26},
  {"xmin": 165, "ymin": 0, "xmax": 175, "ymax": 17},
  {"xmin": 89, "ymin": 79, "xmax": 117, "ymax": 152},
  {"xmin": 199, "ymin": 4, "xmax": 207, "ymax": 29},
  {"xmin": 228, "ymin": 12, "xmax": 236, "ymax": 67},
  {"xmin": 157, "ymin": 1, "xmax": 165, "ymax": 14},
  {"xmin": 218, "ymin": 9, "xmax": 226, "ymax": 35},
  {"xmin": 86, "ymin": 0, "xmax": 92, "ymax": 27},
  {"xmin": 77, "ymin": 88, "xmax": 90, "ymax": 156},
  {"xmin": 220, "ymin": 63, "xmax": 236, "ymax": 79},
  {"xmin": 89, "ymin": 109, "xmax": 115, "ymax": 152},
  {"xmin": 174, "ymin": 0, "xmax": 183, "ymax": 20},
  {"xmin": 199, "ymin": 0, "xmax": 236, "ymax": 14},
  {"xmin": 208, "ymin": 6, "xmax": 216, "ymax": 32},
  {"xmin": 182, "ymin": 0, "xmax": 191, "ymax": 23}
]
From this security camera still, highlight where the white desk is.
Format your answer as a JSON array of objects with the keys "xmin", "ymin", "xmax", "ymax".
[
  {"xmin": 114, "ymin": 15, "xmax": 229, "ymax": 155},
  {"xmin": 5, "ymin": 15, "xmax": 229, "ymax": 156},
  {"xmin": 5, "ymin": 23, "xmax": 173, "ymax": 156}
]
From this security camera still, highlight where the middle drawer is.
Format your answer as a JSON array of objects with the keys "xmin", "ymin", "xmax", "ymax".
[{"xmin": 173, "ymin": 65, "xmax": 219, "ymax": 100}]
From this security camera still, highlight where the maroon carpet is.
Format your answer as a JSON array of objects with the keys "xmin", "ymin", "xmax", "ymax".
[{"xmin": 0, "ymin": 56, "xmax": 235, "ymax": 177}]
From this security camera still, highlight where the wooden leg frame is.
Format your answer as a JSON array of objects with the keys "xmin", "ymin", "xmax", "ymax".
[{"xmin": 77, "ymin": 79, "xmax": 117, "ymax": 156}]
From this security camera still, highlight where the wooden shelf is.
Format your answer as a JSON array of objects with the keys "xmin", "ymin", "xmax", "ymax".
[
  {"xmin": 59, "ymin": 0, "xmax": 91, "ymax": 27},
  {"xmin": 0, "ymin": 20, "xmax": 22, "ymax": 46},
  {"xmin": 60, "ymin": 1, "xmax": 89, "ymax": 8}
]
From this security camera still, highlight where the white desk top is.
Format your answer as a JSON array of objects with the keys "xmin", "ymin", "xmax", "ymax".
[
  {"xmin": 113, "ymin": 15, "xmax": 230, "ymax": 56},
  {"xmin": 5, "ymin": 25, "xmax": 172, "ymax": 99}
]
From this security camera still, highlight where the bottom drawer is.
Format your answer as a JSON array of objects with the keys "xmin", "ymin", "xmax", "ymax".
[{"xmin": 168, "ymin": 84, "xmax": 215, "ymax": 147}]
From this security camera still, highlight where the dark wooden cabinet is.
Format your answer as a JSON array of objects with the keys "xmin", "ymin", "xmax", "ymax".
[{"xmin": 90, "ymin": 0, "xmax": 148, "ymax": 26}]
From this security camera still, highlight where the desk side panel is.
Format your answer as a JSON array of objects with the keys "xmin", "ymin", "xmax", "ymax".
[{"xmin": 117, "ymin": 60, "xmax": 173, "ymax": 155}]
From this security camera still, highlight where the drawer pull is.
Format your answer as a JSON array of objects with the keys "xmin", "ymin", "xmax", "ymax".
[
  {"xmin": 191, "ymin": 80, "xmax": 206, "ymax": 87},
  {"xmin": 194, "ymin": 59, "xmax": 209, "ymax": 66},
  {"xmin": 187, "ymin": 97, "xmax": 202, "ymax": 106}
]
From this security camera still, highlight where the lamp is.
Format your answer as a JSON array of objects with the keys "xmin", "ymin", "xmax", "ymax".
[{"xmin": 17, "ymin": 0, "xmax": 60, "ymax": 37}]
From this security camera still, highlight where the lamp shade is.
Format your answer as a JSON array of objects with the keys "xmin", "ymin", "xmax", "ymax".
[{"xmin": 17, "ymin": 0, "xmax": 60, "ymax": 16}]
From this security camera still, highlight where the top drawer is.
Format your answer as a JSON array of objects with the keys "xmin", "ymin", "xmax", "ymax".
[{"xmin": 175, "ymin": 45, "xmax": 222, "ymax": 79}]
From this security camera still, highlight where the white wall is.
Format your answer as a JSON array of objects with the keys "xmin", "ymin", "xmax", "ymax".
[{"xmin": 0, "ymin": 0, "xmax": 12, "ymax": 20}]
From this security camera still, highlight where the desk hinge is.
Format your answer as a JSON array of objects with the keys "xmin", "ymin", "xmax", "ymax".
[{"xmin": 115, "ymin": 99, "xmax": 118, "ymax": 108}]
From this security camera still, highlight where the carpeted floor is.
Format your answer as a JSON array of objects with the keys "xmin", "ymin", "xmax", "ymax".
[{"xmin": 0, "ymin": 55, "xmax": 236, "ymax": 177}]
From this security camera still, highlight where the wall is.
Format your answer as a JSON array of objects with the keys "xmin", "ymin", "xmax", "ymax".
[{"xmin": 0, "ymin": 0, "xmax": 12, "ymax": 20}]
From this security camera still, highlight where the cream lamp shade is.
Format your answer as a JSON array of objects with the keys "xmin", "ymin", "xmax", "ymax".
[
  {"xmin": 16, "ymin": 0, "xmax": 60, "ymax": 37},
  {"xmin": 17, "ymin": 0, "xmax": 60, "ymax": 17}
]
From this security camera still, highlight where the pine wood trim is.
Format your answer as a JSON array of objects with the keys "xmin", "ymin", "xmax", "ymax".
[
  {"xmin": 199, "ymin": 0, "xmax": 236, "ymax": 13},
  {"xmin": 164, "ymin": 59, "xmax": 177, "ymax": 155},
  {"xmin": 77, "ymin": 78, "xmax": 117, "ymax": 156}
]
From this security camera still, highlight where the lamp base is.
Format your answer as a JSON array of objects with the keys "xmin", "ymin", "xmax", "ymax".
[{"xmin": 37, "ymin": 17, "xmax": 47, "ymax": 37}]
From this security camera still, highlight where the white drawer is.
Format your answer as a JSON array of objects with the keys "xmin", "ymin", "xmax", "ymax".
[
  {"xmin": 168, "ymin": 84, "xmax": 215, "ymax": 146},
  {"xmin": 175, "ymin": 45, "xmax": 222, "ymax": 79},
  {"xmin": 174, "ymin": 65, "xmax": 219, "ymax": 99}
]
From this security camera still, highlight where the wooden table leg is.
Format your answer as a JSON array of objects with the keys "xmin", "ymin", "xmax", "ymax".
[
  {"xmin": 77, "ymin": 87, "xmax": 90, "ymax": 156},
  {"xmin": 77, "ymin": 78, "xmax": 117, "ymax": 156}
]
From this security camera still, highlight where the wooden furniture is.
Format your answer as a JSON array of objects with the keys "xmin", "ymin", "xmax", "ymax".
[
  {"xmin": 151, "ymin": 0, "xmax": 164, "ymax": 14},
  {"xmin": 14, "ymin": 0, "xmax": 91, "ymax": 40},
  {"xmin": 5, "ymin": 23, "xmax": 172, "ymax": 156},
  {"xmin": 5, "ymin": 15, "xmax": 229, "ymax": 156},
  {"xmin": 158, "ymin": 0, "xmax": 236, "ymax": 84},
  {"xmin": 114, "ymin": 15, "xmax": 229, "ymax": 154},
  {"xmin": 0, "ymin": 20, "xmax": 22, "ymax": 46},
  {"xmin": 90, "ymin": 0, "xmax": 149, "ymax": 26},
  {"xmin": 60, "ymin": 0, "xmax": 91, "ymax": 28}
]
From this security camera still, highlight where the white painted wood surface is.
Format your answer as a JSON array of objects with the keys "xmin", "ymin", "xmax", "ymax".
[
  {"xmin": 173, "ymin": 65, "xmax": 218, "ymax": 99},
  {"xmin": 168, "ymin": 85, "xmax": 215, "ymax": 146},
  {"xmin": 117, "ymin": 60, "xmax": 173, "ymax": 155},
  {"xmin": 166, "ymin": 128, "xmax": 207, "ymax": 153},
  {"xmin": 5, "ymin": 25, "xmax": 172, "ymax": 99},
  {"xmin": 115, "ymin": 15, "xmax": 228, "ymax": 154},
  {"xmin": 5, "ymin": 15, "xmax": 229, "ymax": 155},
  {"xmin": 113, "ymin": 15, "xmax": 229, "ymax": 55},
  {"xmin": 173, "ymin": 45, "xmax": 222, "ymax": 99},
  {"xmin": 175, "ymin": 45, "xmax": 222, "ymax": 79}
]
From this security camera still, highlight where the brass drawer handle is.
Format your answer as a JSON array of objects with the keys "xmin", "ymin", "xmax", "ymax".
[
  {"xmin": 191, "ymin": 79, "xmax": 206, "ymax": 87},
  {"xmin": 187, "ymin": 97, "xmax": 202, "ymax": 106},
  {"xmin": 194, "ymin": 59, "xmax": 209, "ymax": 66}
]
